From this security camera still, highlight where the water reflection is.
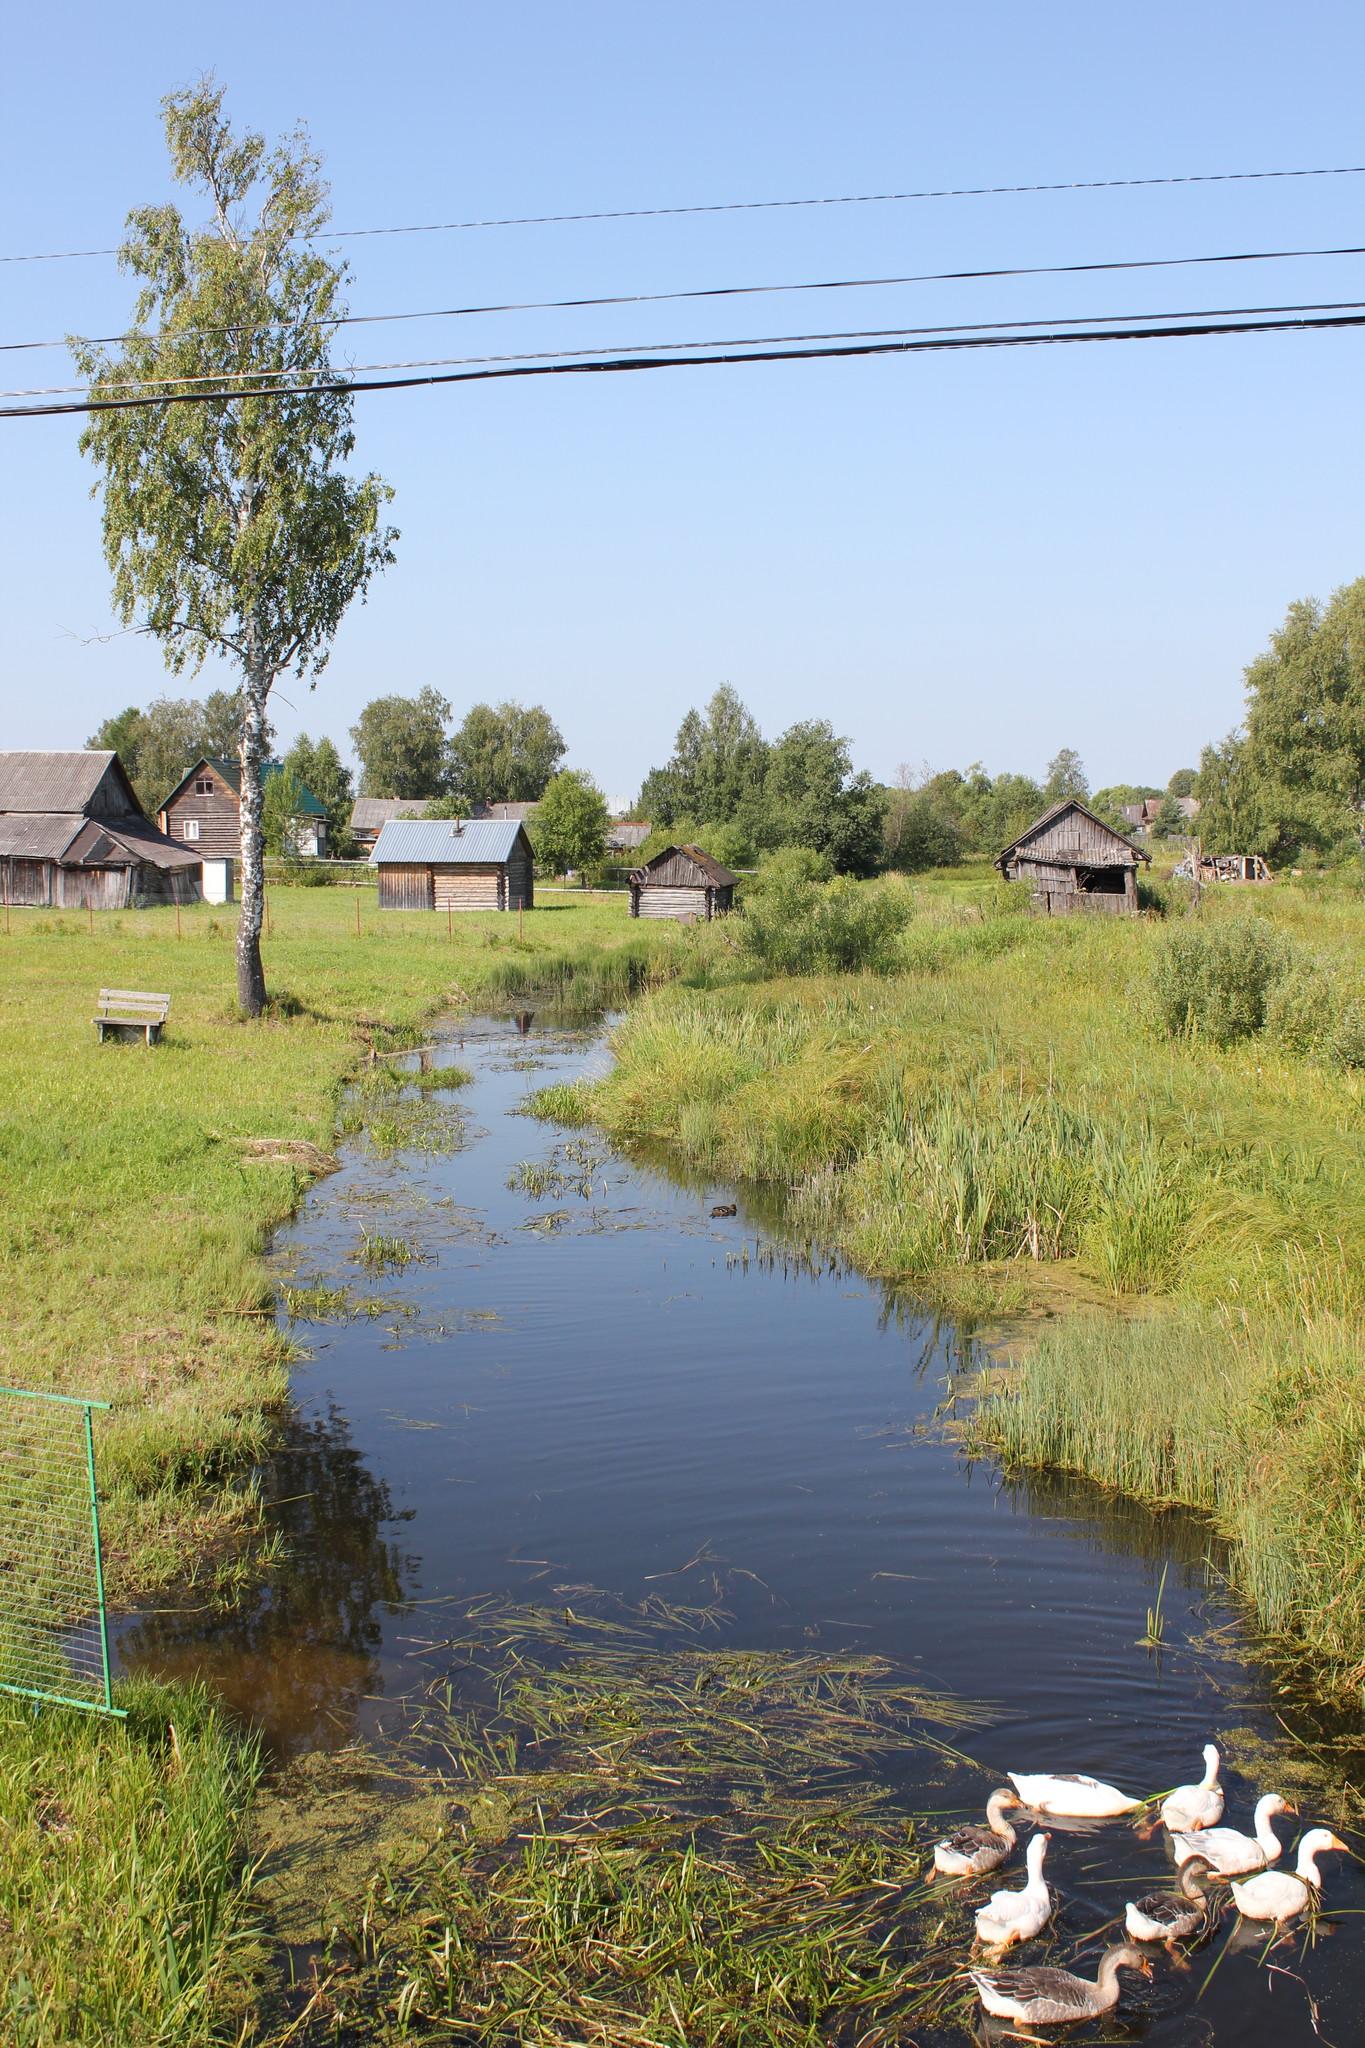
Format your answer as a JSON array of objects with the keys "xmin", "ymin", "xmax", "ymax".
[{"xmin": 117, "ymin": 1402, "xmax": 414, "ymax": 1757}]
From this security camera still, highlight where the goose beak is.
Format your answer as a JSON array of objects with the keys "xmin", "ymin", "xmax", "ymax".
[
  {"xmin": 1328, "ymin": 1835, "xmax": 1351, "ymax": 1853},
  {"xmin": 1139, "ymin": 1958, "xmax": 1154, "ymax": 1978}
]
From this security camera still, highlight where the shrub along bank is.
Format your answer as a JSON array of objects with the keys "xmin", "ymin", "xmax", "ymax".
[{"xmin": 543, "ymin": 876, "xmax": 1365, "ymax": 1694}]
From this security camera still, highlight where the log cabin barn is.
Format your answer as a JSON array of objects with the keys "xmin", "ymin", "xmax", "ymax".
[
  {"xmin": 159, "ymin": 757, "xmax": 329, "ymax": 858},
  {"xmin": 0, "ymin": 750, "xmax": 202, "ymax": 908},
  {"xmin": 995, "ymin": 799, "xmax": 1150, "ymax": 914},
  {"xmin": 368, "ymin": 817, "xmax": 535, "ymax": 911},
  {"xmin": 629, "ymin": 844, "xmax": 738, "ymax": 921}
]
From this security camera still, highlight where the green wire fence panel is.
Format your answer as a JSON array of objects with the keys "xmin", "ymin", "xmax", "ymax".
[{"xmin": 0, "ymin": 1387, "xmax": 124, "ymax": 1717}]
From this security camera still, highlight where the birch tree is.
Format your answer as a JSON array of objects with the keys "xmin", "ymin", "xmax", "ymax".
[{"xmin": 73, "ymin": 79, "xmax": 396, "ymax": 1012}]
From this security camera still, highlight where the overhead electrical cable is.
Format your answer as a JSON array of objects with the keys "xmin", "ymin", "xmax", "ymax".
[
  {"xmin": 5, "ymin": 159, "xmax": 1365, "ymax": 264},
  {"xmin": 14, "ymin": 238, "xmax": 1365, "ymax": 356},
  {"xmin": 7, "ymin": 304, "xmax": 1363, "ymax": 420},
  {"xmin": 11, "ymin": 297, "xmax": 1364, "ymax": 400}
]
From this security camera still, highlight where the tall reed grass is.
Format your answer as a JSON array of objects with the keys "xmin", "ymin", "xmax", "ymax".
[
  {"xmin": 973, "ymin": 1306, "xmax": 1365, "ymax": 1692},
  {"xmin": 555, "ymin": 883, "xmax": 1365, "ymax": 1690}
]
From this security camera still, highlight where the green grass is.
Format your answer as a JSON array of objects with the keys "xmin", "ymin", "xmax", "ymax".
[
  {"xmin": 0, "ymin": 1680, "xmax": 261, "ymax": 2046},
  {"xmin": 0, "ymin": 889, "xmax": 678, "ymax": 2047},
  {"xmin": 551, "ymin": 878, "xmax": 1365, "ymax": 1691}
]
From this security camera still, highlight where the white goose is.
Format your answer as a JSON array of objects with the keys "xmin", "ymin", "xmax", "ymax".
[
  {"xmin": 1007, "ymin": 1768, "xmax": 1140, "ymax": 1818},
  {"xmin": 1232, "ymin": 1829, "xmax": 1350, "ymax": 1923},
  {"xmin": 933, "ymin": 1790, "xmax": 1021, "ymax": 1876},
  {"xmin": 970, "ymin": 1944, "xmax": 1152, "ymax": 2027},
  {"xmin": 1125, "ymin": 1856, "xmax": 1213, "ymax": 1945},
  {"xmin": 974, "ymin": 1830, "xmax": 1051, "ymax": 1947},
  {"xmin": 1171, "ymin": 1793, "xmax": 1295, "ymax": 1877},
  {"xmin": 1161, "ymin": 1745, "xmax": 1224, "ymax": 1833}
]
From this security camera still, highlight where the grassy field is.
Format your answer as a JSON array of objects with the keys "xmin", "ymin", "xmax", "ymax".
[
  {"xmin": 547, "ymin": 867, "xmax": 1365, "ymax": 1693},
  {"xmin": 0, "ymin": 885, "xmax": 677, "ymax": 2044}
]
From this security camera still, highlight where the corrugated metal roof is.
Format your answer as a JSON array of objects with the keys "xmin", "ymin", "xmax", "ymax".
[
  {"xmin": 0, "ymin": 752, "xmax": 125, "ymax": 813},
  {"xmin": 369, "ymin": 818, "xmax": 527, "ymax": 865}
]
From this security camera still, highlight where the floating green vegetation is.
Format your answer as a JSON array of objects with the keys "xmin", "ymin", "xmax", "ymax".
[
  {"xmin": 282, "ymin": 1280, "xmax": 419, "ymax": 1321},
  {"xmin": 507, "ymin": 1139, "xmax": 606, "ymax": 1203},
  {"xmin": 355, "ymin": 1058, "xmax": 475, "ymax": 1097},
  {"xmin": 364, "ymin": 1100, "xmax": 469, "ymax": 1156},
  {"xmin": 354, "ymin": 1232, "xmax": 429, "ymax": 1271},
  {"xmin": 257, "ymin": 1591, "xmax": 987, "ymax": 2044},
  {"xmin": 518, "ymin": 1079, "xmax": 592, "ymax": 1125}
]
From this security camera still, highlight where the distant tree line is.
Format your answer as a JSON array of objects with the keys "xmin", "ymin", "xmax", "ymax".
[
  {"xmin": 347, "ymin": 691, "xmax": 567, "ymax": 810},
  {"xmin": 1195, "ymin": 576, "xmax": 1365, "ymax": 864},
  {"xmin": 635, "ymin": 686, "xmax": 886, "ymax": 875},
  {"xmin": 88, "ymin": 689, "xmax": 573, "ymax": 861}
]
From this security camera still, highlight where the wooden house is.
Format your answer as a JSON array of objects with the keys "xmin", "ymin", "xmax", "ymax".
[
  {"xmin": 995, "ymin": 800, "xmax": 1149, "ymax": 914},
  {"xmin": 350, "ymin": 797, "xmax": 432, "ymax": 851},
  {"xmin": 368, "ymin": 817, "xmax": 534, "ymax": 911},
  {"xmin": 629, "ymin": 845, "xmax": 737, "ymax": 921},
  {"xmin": 159, "ymin": 758, "xmax": 329, "ymax": 858},
  {"xmin": 0, "ymin": 751, "xmax": 202, "ymax": 908}
]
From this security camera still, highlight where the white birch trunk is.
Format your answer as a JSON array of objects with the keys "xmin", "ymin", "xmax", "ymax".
[{"xmin": 236, "ymin": 657, "xmax": 271, "ymax": 1014}]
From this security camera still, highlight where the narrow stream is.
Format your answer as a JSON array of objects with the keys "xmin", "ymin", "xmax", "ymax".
[{"xmin": 118, "ymin": 1012, "xmax": 1365, "ymax": 2044}]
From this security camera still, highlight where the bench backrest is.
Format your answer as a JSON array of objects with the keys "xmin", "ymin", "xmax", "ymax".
[{"xmin": 96, "ymin": 989, "xmax": 171, "ymax": 1018}]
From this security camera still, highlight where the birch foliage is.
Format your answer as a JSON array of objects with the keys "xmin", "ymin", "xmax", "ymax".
[{"xmin": 73, "ymin": 78, "xmax": 396, "ymax": 1011}]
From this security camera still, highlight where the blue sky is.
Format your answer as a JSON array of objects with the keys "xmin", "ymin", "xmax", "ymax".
[{"xmin": 3, "ymin": 1, "xmax": 1364, "ymax": 803}]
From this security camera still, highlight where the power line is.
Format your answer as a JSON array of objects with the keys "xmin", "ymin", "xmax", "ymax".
[
  {"xmin": 5, "ymin": 160, "xmax": 1365, "ymax": 265},
  {"xmin": 7, "ymin": 305, "xmax": 1361, "ymax": 420},
  {"xmin": 18, "ymin": 239, "xmax": 1365, "ymax": 356},
  {"xmin": 13, "ymin": 298, "xmax": 1363, "ymax": 400}
]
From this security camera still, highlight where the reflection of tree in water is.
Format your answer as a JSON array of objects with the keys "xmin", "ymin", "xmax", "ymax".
[{"xmin": 117, "ymin": 1402, "xmax": 414, "ymax": 1758}]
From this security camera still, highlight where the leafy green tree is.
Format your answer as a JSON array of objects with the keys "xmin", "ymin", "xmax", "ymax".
[
  {"xmin": 1167, "ymin": 768, "xmax": 1198, "ymax": 797},
  {"xmin": 749, "ymin": 720, "xmax": 886, "ymax": 875},
  {"xmin": 350, "ymin": 688, "xmax": 449, "ymax": 798},
  {"xmin": 282, "ymin": 733, "xmax": 353, "ymax": 852},
  {"xmin": 446, "ymin": 700, "xmax": 565, "ymax": 806},
  {"xmin": 531, "ymin": 770, "xmax": 609, "ymax": 881},
  {"xmin": 1195, "ymin": 732, "xmax": 1272, "ymax": 856},
  {"xmin": 88, "ymin": 690, "xmax": 263, "ymax": 813},
  {"xmin": 898, "ymin": 765, "xmax": 1044, "ymax": 857},
  {"xmin": 1241, "ymin": 580, "xmax": 1365, "ymax": 856},
  {"xmin": 1090, "ymin": 782, "xmax": 1161, "ymax": 829},
  {"xmin": 1044, "ymin": 748, "xmax": 1090, "ymax": 803},
  {"xmin": 74, "ymin": 80, "xmax": 396, "ymax": 1013},
  {"xmin": 637, "ymin": 686, "xmax": 769, "ymax": 825},
  {"xmin": 260, "ymin": 762, "xmax": 309, "ymax": 856}
]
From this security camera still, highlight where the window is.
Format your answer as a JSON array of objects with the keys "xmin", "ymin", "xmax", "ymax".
[
  {"xmin": 193, "ymin": 778, "xmax": 214, "ymax": 795},
  {"xmin": 182, "ymin": 818, "xmax": 201, "ymax": 840}
]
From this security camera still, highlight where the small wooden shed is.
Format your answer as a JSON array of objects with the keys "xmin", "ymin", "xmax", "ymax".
[
  {"xmin": 995, "ymin": 800, "xmax": 1150, "ymax": 914},
  {"xmin": 369, "ymin": 817, "xmax": 534, "ymax": 911},
  {"xmin": 629, "ymin": 845, "xmax": 737, "ymax": 921}
]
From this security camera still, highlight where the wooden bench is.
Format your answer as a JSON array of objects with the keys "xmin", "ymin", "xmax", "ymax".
[{"xmin": 94, "ymin": 989, "xmax": 170, "ymax": 1046}]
